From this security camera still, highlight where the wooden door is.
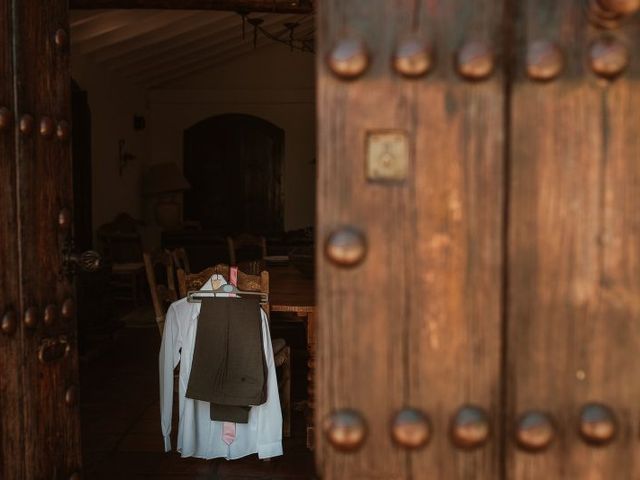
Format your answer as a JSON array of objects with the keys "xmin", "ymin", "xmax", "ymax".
[
  {"xmin": 0, "ymin": 0, "xmax": 22, "ymax": 477},
  {"xmin": 506, "ymin": 0, "xmax": 640, "ymax": 478},
  {"xmin": 183, "ymin": 113, "xmax": 284, "ymax": 233},
  {"xmin": 0, "ymin": 0, "xmax": 82, "ymax": 479},
  {"xmin": 316, "ymin": 0, "xmax": 640, "ymax": 479},
  {"xmin": 316, "ymin": 0, "xmax": 505, "ymax": 478}
]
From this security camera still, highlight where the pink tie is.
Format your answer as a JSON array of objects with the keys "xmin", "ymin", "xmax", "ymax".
[
  {"xmin": 222, "ymin": 267, "xmax": 240, "ymax": 446},
  {"xmin": 222, "ymin": 422, "xmax": 236, "ymax": 446}
]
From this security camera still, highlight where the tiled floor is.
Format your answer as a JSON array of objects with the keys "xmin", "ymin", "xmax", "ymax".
[{"xmin": 79, "ymin": 320, "xmax": 316, "ymax": 479}]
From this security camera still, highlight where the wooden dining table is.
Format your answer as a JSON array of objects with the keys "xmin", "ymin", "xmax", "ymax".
[{"xmin": 268, "ymin": 264, "xmax": 316, "ymax": 449}]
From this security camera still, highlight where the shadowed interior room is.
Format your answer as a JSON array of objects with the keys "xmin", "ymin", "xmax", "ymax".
[
  {"xmin": 70, "ymin": 7, "xmax": 317, "ymax": 478},
  {"xmin": 4, "ymin": 1, "xmax": 639, "ymax": 478}
]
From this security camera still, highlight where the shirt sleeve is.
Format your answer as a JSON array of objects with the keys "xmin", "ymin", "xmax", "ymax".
[
  {"xmin": 256, "ymin": 309, "xmax": 284, "ymax": 459},
  {"xmin": 159, "ymin": 303, "xmax": 181, "ymax": 452}
]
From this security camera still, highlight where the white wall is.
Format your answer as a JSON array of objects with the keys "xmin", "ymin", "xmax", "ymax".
[
  {"xmin": 148, "ymin": 43, "xmax": 316, "ymax": 231},
  {"xmin": 71, "ymin": 54, "xmax": 150, "ymax": 236},
  {"xmin": 72, "ymin": 41, "xmax": 315, "ymax": 248}
]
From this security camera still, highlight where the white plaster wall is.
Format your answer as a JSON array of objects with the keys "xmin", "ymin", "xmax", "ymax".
[
  {"xmin": 71, "ymin": 54, "xmax": 150, "ymax": 236},
  {"xmin": 71, "ymin": 41, "xmax": 315, "ymax": 247},
  {"xmin": 148, "ymin": 43, "xmax": 316, "ymax": 231}
]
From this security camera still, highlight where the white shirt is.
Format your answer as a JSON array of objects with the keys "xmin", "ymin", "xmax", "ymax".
[{"xmin": 159, "ymin": 275, "xmax": 283, "ymax": 460}]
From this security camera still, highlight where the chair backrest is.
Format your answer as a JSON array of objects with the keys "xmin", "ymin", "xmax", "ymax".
[
  {"xmin": 226, "ymin": 234, "xmax": 267, "ymax": 265},
  {"xmin": 143, "ymin": 250, "xmax": 178, "ymax": 334},
  {"xmin": 176, "ymin": 263, "xmax": 270, "ymax": 315},
  {"xmin": 170, "ymin": 247, "xmax": 191, "ymax": 275},
  {"xmin": 97, "ymin": 213, "xmax": 144, "ymax": 263}
]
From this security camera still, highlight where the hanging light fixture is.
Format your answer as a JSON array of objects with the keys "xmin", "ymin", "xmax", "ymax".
[
  {"xmin": 247, "ymin": 17, "xmax": 265, "ymax": 48},
  {"xmin": 236, "ymin": 7, "xmax": 315, "ymax": 53},
  {"xmin": 284, "ymin": 22, "xmax": 299, "ymax": 51}
]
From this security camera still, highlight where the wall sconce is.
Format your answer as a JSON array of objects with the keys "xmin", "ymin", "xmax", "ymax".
[{"xmin": 118, "ymin": 139, "xmax": 136, "ymax": 176}]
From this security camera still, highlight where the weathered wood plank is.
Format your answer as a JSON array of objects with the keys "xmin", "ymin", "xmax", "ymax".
[
  {"xmin": 69, "ymin": 0, "xmax": 313, "ymax": 14},
  {"xmin": 409, "ymin": 2, "xmax": 505, "ymax": 479},
  {"xmin": 14, "ymin": 1, "xmax": 82, "ymax": 478},
  {"xmin": 316, "ymin": 1, "xmax": 414, "ymax": 477},
  {"xmin": 127, "ymin": 13, "xmax": 300, "ymax": 82},
  {"xmin": 507, "ymin": 0, "xmax": 640, "ymax": 477},
  {"xmin": 316, "ymin": 0, "xmax": 504, "ymax": 478},
  {"xmin": 89, "ymin": 11, "xmax": 235, "ymax": 64},
  {"xmin": 408, "ymin": 0, "xmax": 504, "ymax": 477},
  {"xmin": 0, "ymin": 0, "xmax": 24, "ymax": 478},
  {"xmin": 71, "ymin": 10, "xmax": 197, "ymax": 55}
]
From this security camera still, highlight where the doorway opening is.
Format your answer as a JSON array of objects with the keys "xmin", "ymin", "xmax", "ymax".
[
  {"xmin": 183, "ymin": 113, "xmax": 284, "ymax": 233},
  {"xmin": 70, "ymin": 8, "xmax": 317, "ymax": 479}
]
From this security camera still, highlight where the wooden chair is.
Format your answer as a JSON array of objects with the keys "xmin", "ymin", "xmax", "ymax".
[
  {"xmin": 97, "ymin": 213, "xmax": 146, "ymax": 306},
  {"xmin": 143, "ymin": 250, "xmax": 178, "ymax": 335},
  {"xmin": 176, "ymin": 264, "xmax": 291, "ymax": 437},
  {"xmin": 226, "ymin": 234, "xmax": 267, "ymax": 266},
  {"xmin": 170, "ymin": 247, "xmax": 191, "ymax": 275}
]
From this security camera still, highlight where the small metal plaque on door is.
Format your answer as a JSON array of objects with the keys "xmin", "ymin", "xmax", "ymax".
[{"xmin": 366, "ymin": 130, "xmax": 409, "ymax": 182}]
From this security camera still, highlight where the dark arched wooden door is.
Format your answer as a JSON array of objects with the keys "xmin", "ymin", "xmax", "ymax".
[{"xmin": 183, "ymin": 113, "xmax": 284, "ymax": 233}]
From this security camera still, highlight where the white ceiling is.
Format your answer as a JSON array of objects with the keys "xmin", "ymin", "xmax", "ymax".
[{"xmin": 70, "ymin": 9, "xmax": 315, "ymax": 88}]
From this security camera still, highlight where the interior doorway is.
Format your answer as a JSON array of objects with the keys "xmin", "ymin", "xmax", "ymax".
[
  {"xmin": 70, "ymin": 7, "xmax": 317, "ymax": 479},
  {"xmin": 183, "ymin": 113, "xmax": 284, "ymax": 234}
]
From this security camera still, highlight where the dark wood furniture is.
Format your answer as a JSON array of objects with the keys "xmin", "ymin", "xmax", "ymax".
[
  {"xmin": 227, "ymin": 233, "xmax": 267, "ymax": 265},
  {"xmin": 109, "ymin": 263, "xmax": 146, "ymax": 306},
  {"xmin": 170, "ymin": 247, "xmax": 191, "ymax": 275},
  {"xmin": 162, "ymin": 229, "xmax": 314, "ymax": 272},
  {"xmin": 269, "ymin": 265, "xmax": 315, "ymax": 448},
  {"xmin": 143, "ymin": 250, "xmax": 178, "ymax": 334},
  {"xmin": 97, "ymin": 213, "xmax": 146, "ymax": 306}
]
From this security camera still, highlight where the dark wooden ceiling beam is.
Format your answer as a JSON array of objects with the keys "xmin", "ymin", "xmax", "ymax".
[
  {"xmin": 128, "ymin": 13, "xmax": 305, "ymax": 82},
  {"xmin": 90, "ymin": 12, "xmax": 235, "ymax": 65},
  {"xmin": 69, "ymin": 0, "xmax": 314, "ymax": 14},
  {"xmin": 72, "ymin": 10, "xmax": 198, "ymax": 55}
]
